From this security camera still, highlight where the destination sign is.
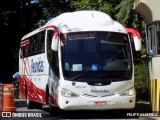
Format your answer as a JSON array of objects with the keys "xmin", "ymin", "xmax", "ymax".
[{"xmin": 68, "ymin": 33, "xmax": 95, "ymax": 40}]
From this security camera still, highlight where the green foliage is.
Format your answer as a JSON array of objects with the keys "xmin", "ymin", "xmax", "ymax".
[
  {"xmin": 0, "ymin": 0, "xmax": 43, "ymax": 83},
  {"xmin": 115, "ymin": 0, "xmax": 134, "ymax": 26},
  {"xmin": 71, "ymin": 0, "xmax": 119, "ymax": 19},
  {"xmin": 134, "ymin": 61, "xmax": 149, "ymax": 101},
  {"xmin": 37, "ymin": 0, "xmax": 74, "ymax": 26},
  {"xmin": 71, "ymin": 0, "xmax": 144, "ymax": 31}
]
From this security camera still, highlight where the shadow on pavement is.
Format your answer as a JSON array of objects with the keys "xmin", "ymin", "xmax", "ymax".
[
  {"xmin": 14, "ymin": 99, "xmax": 153, "ymax": 119},
  {"xmin": 59, "ymin": 103, "xmax": 152, "ymax": 119},
  {"xmin": 14, "ymin": 99, "xmax": 26, "ymax": 108},
  {"xmin": 134, "ymin": 102, "xmax": 152, "ymax": 113}
]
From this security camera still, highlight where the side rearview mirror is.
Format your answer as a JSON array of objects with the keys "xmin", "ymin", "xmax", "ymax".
[
  {"xmin": 51, "ymin": 29, "xmax": 60, "ymax": 51},
  {"xmin": 126, "ymin": 28, "xmax": 142, "ymax": 51}
]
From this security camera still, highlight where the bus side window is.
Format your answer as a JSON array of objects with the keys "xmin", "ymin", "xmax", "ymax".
[
  {"xmin": 47, "ymin": 30, "xmax": 60, "ymax": 78},
  {"xmin": 38, "ymin": 30, "xmax": 45, "ymax": 54},
  {"xmin": 128, "ymin": 34, "xmax": 141, "ymax": 60},
  {"xmin": 29, "ymin": 35, "xmax": 38, "ymax": 56},
  {"xmin": 21, "ymin": 46, "xmax": 25, "ymax": 58},
  {"xmin": 52, "ymin": 51, "xmax": 59, "ymax": 77},
  {"xmin": 21, "ymin": 45, "xmax": 29, "ymax": 58}
]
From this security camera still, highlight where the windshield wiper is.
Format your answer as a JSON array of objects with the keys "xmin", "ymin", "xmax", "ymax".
[
  {"xmin": 71, "ymin": 71, "xmax": 91, "ymax": 81},
  {"xmin": 96, "ymin": 74, "xmax": 128, "ymax": 80}
]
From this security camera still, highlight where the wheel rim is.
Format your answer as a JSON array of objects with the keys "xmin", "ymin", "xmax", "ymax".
[{"xmin": 26, "ymin": 92, "xmax": 29, "ymax": 106}]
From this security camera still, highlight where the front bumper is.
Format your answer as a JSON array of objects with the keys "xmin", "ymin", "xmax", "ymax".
[{"xmin": 58, "ymin": 93, "xmax": 136, "ymax": 110}]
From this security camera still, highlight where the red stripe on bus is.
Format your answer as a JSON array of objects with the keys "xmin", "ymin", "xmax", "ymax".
[
  {"xmin": 126, "ymin": 28, "xmax": 141, "ymax": 39},
  {"xmin": 39, "ymin": 25, "xmax": 57, "ymax": 31},
  {"xmin": 20, "ymin": 75, "xmax": 46, "ymax": 103},
  {"xmin": 21, "ymin": 39, "xmax": 30, "ymax": 46}
]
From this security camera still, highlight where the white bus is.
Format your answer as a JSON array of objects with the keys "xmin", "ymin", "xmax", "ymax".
[{"xmin": 19, "ymin": 10, "xmax": 141, "ymax": 114}]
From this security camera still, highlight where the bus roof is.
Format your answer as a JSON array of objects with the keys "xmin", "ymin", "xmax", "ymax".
[{"xmin": 22, "ymin": 11, "xmax": 127, "ymax": 40}]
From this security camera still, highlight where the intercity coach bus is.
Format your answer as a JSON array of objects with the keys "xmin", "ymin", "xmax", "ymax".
[{"xmin": 19, "ymin": 10, "xmax": 141, "ymax": 114}]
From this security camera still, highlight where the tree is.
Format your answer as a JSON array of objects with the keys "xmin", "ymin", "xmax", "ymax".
[
  {"xmin": 36, "ymin": 0, "xmax": 75, "ymax": 26},
  {"xmin": 71, "ymin": 0, "xmax": 120, "ymax": 19},
  {"xmin": 115, "ymin": 0, "xmax": 144, "ymax": 31},
  {"xmin": 0, "ymin": 0, "xmax": 43, "ymax": 83},
  {"xmin": 115, "ymin": 0, "xmax": 134, "ymax": 26},
  {"xmin": 115, "ymin": 0, "xmax": 146, "ymax": 58}
]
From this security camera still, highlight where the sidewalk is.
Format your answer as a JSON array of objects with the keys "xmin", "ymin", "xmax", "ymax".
[{"xmin": 150, "ymin": 117, "xmax": 160, "ymax": 120}]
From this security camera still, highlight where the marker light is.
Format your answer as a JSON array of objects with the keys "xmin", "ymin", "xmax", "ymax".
[{"xmin": 120, "ymin": 88, "xmax": 135, "ymax": 96}]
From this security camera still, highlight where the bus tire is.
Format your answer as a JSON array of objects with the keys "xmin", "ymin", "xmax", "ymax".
[
  {"xmin": 46, "ymin": 85, "xmax": 49, "ymax": 105},
  {"xmin": 35, "ymin": 102, "xmax": 42, "ymax": 109},
  {"xmin": 48, "ymin": 96, "xmax": 59, "ymax": 116},
  {"xmin": 26, "ymin": 88, "xmax": 34, "ymax": 109}
]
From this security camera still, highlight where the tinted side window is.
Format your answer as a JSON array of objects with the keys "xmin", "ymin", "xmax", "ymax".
[
  {"xmin": 21, "ymin": 46, "xmax": 29, "ymax": 58},
  {"xmin": 30, "ymin": 34, "xmax": 38, "ymax": 56},
  {"xmin": 21, "ymin": 30, "xmax": 46, "ymax": 58},
  {"xmin": 38, "ymin": 30, "xmax": 45, "ymax": 54},
  {"xmin": 47, "ymin": 30, "xmax": 59, "ymax": 77},
  {"xmin": 20, "ymin": 39, "xmax": 30, "ymax": 58}
]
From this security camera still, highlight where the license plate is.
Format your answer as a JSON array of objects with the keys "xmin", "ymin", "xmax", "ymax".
[{"xmin": 94, "ymin": 101, "xmax": 107, "ymax": 106}]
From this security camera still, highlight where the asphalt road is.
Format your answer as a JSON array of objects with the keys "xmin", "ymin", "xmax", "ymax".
[{"xmin": 0, "ymin": 98, "xmax": 157, "ymax": 120}]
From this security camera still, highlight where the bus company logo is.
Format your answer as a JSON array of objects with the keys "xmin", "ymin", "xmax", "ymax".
[
  {"xmin": 91, "ymin": 89, "xmax": 109, "ymax": 93},
  {"xmin": 31, "ymin": 58, "xmax": 44, "ymax": 73},
  {"xmin": 72, "ymin": 82, "xmax": 76, "ymax": 86}
]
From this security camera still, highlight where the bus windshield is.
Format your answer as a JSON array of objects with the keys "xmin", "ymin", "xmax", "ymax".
[{"xmin": 61, "ymin": 32, "xmax": 132, "ymax": 82}]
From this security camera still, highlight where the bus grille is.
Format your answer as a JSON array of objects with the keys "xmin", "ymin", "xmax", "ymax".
[{"xmin": 83, "ymin": 93, "xmax": 115, "ymax": 98}]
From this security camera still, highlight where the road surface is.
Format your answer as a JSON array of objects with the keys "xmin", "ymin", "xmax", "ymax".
[{"xmin": 0, "ymin": 98, "xmax": 158, "ymax": 120}]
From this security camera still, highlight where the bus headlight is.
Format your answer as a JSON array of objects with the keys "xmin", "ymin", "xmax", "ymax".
[
  {"xmin": 120, "ymin": 88, "xmax": 135, "ymax": 96},
  {"xmin": 61, "ymin": 88, "xmax": 80, "ymax": 97}
]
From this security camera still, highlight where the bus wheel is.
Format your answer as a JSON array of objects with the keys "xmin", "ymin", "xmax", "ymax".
[
  {"xmin": 35, "ymin": 102, "xmax": 42, "ymax": 109},
  {"xmin": 48, "ymin": 96, "xmax": 60, "ymax": 116},
  {"xmin": 26, "ymin": 89, "xmax": 34, "ymax": 109}
]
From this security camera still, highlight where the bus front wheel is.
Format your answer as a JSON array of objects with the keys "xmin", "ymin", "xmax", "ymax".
[{"xmin": 48, "ymin": 95, "xmax": 60, "ymax": 116}]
